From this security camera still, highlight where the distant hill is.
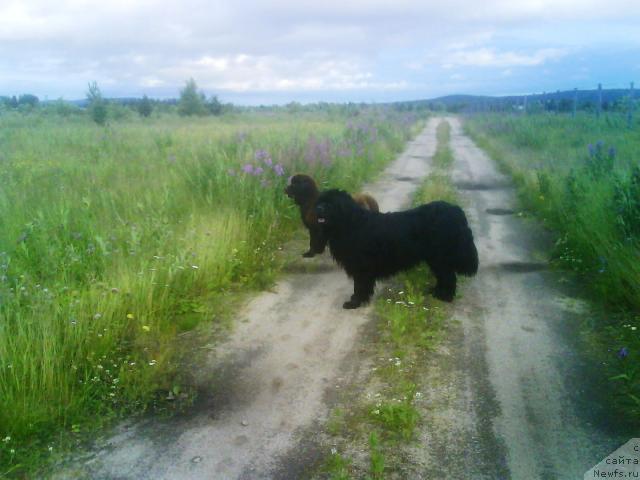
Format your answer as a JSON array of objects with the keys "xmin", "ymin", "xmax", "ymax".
[
  {"xmin": 410, "ymin": 88, "xmax": 636, "ymax": 113},
  {"xmin": 12, "ymin": 87, "xmax": 636, "ymax": 113}
]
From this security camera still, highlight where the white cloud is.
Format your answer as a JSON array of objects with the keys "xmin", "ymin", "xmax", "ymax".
[
  {"xmin": 164, "ymin": 54, "xmax": 404, "ymax": 92},
  {"xmin": 443, "ymin": 47, "xmax": 568, "ymax": 68},
  {"xmin": 0, "ymin": 0, "xmax": 638, "ymax": 100},
  {"xmin": 140, "ymin": 77, "xmax": 165, "ymax": 88}
]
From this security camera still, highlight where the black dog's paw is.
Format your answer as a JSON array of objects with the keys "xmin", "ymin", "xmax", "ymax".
[
  {"xmin": 433, "ymin": 288, "xmax": 455, "ymax": 302},
  {"xmin": 302, "ymin": 250, "xmax": 315, "ymax": 258},
  {"xmin": 343, "ymin": 299, "xmax": 361, "ymax": 309}
]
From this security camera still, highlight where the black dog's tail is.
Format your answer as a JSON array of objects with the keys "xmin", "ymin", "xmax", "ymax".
[{"xmin": 453, "ymin": 211, "xmax": 479, "ymax": 276}]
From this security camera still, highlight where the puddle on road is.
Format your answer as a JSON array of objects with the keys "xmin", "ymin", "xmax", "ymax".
[
  {"xmin": 486, "ymin": 208, "xmax": 516, "ymax": 216},
  {"xmin": 455, "ymin": 181, "xmax": 513, "ymax": 191},
  {"xmin": 498, "ymin": 261, "xmax": 548, "ymax": 273},
  {"xmin": 483, "ymin": 261, "xmax": 549, "ymax": 274}
]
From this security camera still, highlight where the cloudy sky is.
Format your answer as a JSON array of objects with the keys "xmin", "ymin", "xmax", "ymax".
[{"xmin": 1, "ymin": 0, "xmax": 639, "ymax": 104}]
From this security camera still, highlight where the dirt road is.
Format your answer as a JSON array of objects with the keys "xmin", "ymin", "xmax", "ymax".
[
  {"xmin": 56, "ymin": 117, "xmax": 630, "ymax": 479},
  {"xmin": 422, "ymin": 117, "xmax": 629, "ymax": 479}
]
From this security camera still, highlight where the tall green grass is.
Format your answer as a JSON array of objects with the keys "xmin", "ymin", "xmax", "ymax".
[
  {"xmin": 465, "ymin": 113, "xmax": 640, "ymax": 307},
  {"xmin": 465, "ymin": 112, "xmax": 640, "ymax": 420},
  {"xmin": 433, "ymin": 119, "xmax": 454, "ymax": 169},
  {"xmin": 0, "ymin": 109, "xmax": 425, "ymax": 475}
]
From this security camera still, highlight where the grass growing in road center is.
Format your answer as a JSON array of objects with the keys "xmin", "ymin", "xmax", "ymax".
[{"xmin": 317, "ymin": 119, "xmax": 459, "ymax": 479}]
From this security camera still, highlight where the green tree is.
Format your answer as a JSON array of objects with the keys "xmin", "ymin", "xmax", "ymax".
[
  {"xmin": 138, "ymin": 94, "xmax": 153, "ymax": 117},
  {"xmin": 86, "ymin": 81, "xmax": 107, "ymax": 125},
  {"xmin": 286, "ymin": 101, "xmax": 302, "ymax": 114},
  {"xmin": 18, "ymin": 94, "xmax": 39, "ymax": 108},
  {"xmin": 207, "ymin": 95, "xmax": 222, "ymax": 115},
  {"xmin": 178, "ymin": 78, "xmax": 206, "ymax": 116},
  {"xmin": 51, "ymin": 98, "xmax": 80, "ymax": 117}
]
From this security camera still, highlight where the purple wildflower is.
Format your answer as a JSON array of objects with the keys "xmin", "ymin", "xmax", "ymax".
[
  {"xmin": 253, "ymin": 166, "xmax": 264, "ymax": 176},
  {"xmin": 305, "ymin": 135, "xmax": 332, "ymax": 166},
  {"xmin": 618, "ymin": 347, "xmax": 629, "ymax": 359},
  {"xmin": 587, "ymin": 144, "xmax": 595, "ymax": 157},
  {"xmin": 242, "ymin": 164, "xmax": 254, "ymax": 174},
  {"xmin": 608, "ymin": 146, "xmax": 617, "ymax": 159},
  {"xmin": 274, "ymin": 164, "xmax": 285, "ymax": 176},
  {"xmin": 255, "ymin": 149, "xmax": 270, "ymax": 162}
]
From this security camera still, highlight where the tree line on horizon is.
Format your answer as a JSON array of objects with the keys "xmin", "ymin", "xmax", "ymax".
[
  {"xmin": 0, "ymin": 78, "xmax": 233, "ymax": 124},
  {"xmin": 1, "ymin": 81, "xmax": 636, "ymax": 123}
]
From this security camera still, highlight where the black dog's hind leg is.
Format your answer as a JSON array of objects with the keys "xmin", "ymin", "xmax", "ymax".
[
  {"xmin": 343, "ymin": 275, "xmax": 375, "ymax": 309},
  {"xmin": 303, "ymin": 227, "xmax": 327, "ymax": 258},
  {"xmin": 431, "ymin": 265, "xmax": 457, "ymax": 302}
]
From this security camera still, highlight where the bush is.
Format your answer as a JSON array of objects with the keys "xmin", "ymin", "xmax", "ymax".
[
  {"xmin": 86, "ymin": 81, "xmax": 108, "ymax": 125},
  {"xmin": 107, "ymin": 103, "xmax": 134, "ymax": 121},
  {"xmin": 178, "ymin": 78, "xmax": 207, "ymax": 116},
  {"xmin": 18, "ymin": 94, "xmax": 39, "ymax": 108},
  {"xmin": 207, "ymin": 95, "xmax": 222, "ymax": 116},
  {"xmin": 138, "ymin": 95, "xmax": 153, "ymax": 117},
  {"xmin": 47, "ymin": 99, "xmax": 82, "ymax": 117}
]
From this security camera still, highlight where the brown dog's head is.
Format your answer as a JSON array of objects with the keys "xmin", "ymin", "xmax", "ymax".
[{"xmin": 284, "ymin": 173, "xmax": 320, "ymax": 206}]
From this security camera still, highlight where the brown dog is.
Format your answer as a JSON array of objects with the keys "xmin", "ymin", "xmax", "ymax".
[{"xmin": 285, "ymin": 173, "xmax": 379, "ymax": 257}]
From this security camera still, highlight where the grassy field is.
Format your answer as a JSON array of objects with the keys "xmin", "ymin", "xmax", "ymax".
[
  {"xmin": 464, "ymin": 112, "xmax": 640, "ymax": 420},
  {"xmin": 0, "ymin": 108, "xmax": 425, "ymax": 476}
]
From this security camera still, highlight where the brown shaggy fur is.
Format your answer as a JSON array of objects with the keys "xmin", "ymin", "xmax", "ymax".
[
  {"xmin": 351, "ymin": 193, "xmax": 380, "ymax": 213},
  {"xmin": 285, "ymin": 173, "xmax": 379, "ymax": 258}
]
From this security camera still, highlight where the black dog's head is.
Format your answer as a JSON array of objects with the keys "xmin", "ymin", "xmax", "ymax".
[
  {"xmin": 315, "ymin": 189, "xmax": 363, "ymax": 230},
  {"xmin": 284, "ymin": 173, "xmax": 320, "ymax": 206}
]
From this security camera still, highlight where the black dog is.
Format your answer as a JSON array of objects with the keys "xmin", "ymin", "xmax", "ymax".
[{"xmin": 315, "ymin": 189, "xmax": 478, "ymax": 308}]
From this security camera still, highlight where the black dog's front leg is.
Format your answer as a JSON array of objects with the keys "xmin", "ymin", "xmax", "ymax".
[
  {"xmin": 431, "ymin": 266, "xmax": 457, "ymax": 302},
  {"xmin": 303, "ymin": 226, "xmax": 327, "ymax": 258},
  {"xmin": 343, "ymin": 275, "xmax": 375, "ymax": 309}
]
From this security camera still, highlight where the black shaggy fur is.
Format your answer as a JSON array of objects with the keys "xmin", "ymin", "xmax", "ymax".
[{"xmin": 315, "ymin": 189, "xmax": 479, "ymax": 308}]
